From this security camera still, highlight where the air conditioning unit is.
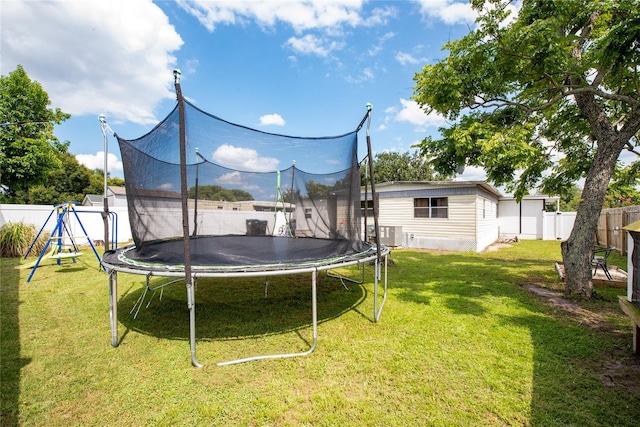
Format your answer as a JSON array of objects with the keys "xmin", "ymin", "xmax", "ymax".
[{"xmin": 379, "ymin": 226, "xmax": 403, "ymax": 247}]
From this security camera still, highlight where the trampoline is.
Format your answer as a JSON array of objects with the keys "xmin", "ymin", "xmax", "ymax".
[{"xmin": 102, "ymin": 70, "xmax": 388, "ymax": 366}]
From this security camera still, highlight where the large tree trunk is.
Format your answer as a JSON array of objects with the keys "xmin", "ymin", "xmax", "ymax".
[
  {"xmin": 561, "ymin": 152, "xmax": 615, "ymax": 298},
  {"xmin": 562, "ymin": 90, "xmax": 636, "ymax": 297}
]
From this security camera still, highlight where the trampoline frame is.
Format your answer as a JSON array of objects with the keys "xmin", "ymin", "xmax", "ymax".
[{"xmin": 103, "ymin": 246, "xmax": 388, "ymax": 366}]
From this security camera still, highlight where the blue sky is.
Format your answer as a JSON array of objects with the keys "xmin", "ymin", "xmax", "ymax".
[{"xmin": 2, "ymin": 0, "xmax": 507, "ymax": 181}]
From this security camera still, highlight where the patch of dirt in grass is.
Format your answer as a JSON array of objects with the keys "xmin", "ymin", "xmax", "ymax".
[
  {"xmin": 483, "ymin": 242, "xmax": 513, "ymax": 252},
  {"xmin": 600, "ymin": 358, "xmax": 640, "ymax": 393},
  {"xmin": 524, "ymin": 284, "xmax": 608, "ymax": 329},
  {"xmin": 523, "ymin": 283, "xmax": 640, "ymax": 394}
]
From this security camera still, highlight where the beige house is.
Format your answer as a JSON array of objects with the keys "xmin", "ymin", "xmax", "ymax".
[
  {"xmin": 82, "ymin": 186, "xmax": 128, "ymax": 207},
  {"xmin": 362, "ymin": 181, "xmax": 501, "ymax": 252}
]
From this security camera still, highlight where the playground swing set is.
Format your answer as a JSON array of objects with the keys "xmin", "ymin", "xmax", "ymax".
[{"xmin": 23, "ymin": 202, "xmax": 117, "ymax": 283}]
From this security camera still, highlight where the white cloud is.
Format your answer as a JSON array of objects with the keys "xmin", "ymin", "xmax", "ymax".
[
  {"xmin": 395, "ymin": 99, "xmax": 447, "ymax": 127},
  {"xmin": 212, "ymin": 144, "xmax": 279, "ymax": 172},
  {"xmin": 365, "ymin": 5, "xmax": 398, "ymax": 27},
  {"xmin": 285, "ymin": 34, "xmax": 345, "ymax": 57},
  {"xmin": 368, "ymin": 31, "xmax": 395, "ymax": 56},
  {"xmin": 414, "ymin": 0, "xmax": 477, "ymax": 25},
  {"xmin": 345, "ymin": 67, "xmax": 375, "ymax": 84},
  {"xmin": 453, "ymin": 165, "xmax": 488, "ymax": 182},
  {"xmin": 260, "ymin": 114, "xmax": 286, "ymax": 126},
  {"xmin": 176, "ymin": 0, "xmax": 374, "ymax": 32},
  {"xmin": 157, "ymin": 183, "xmax": 175, "ymax": 191},
  {"xmin": 414, "ymin": 0, "xmax": 521, "ymax": 27},
  {"xmin": 395, "ymin": 51, "xmax": 426, "ymax": 66},
  {"xmin": 183, "ymin": 58, "xmax": 200, "ymax": 75},
  {"xmin": 214, "ymin": 172, "xmax": 261, "ymax": 192},
  {"xmin": 75, "ymin": 152, "xmax": 124, "ymax": 174},
  {"xmin": 215, "ymin": 171, "xmax": 244, "ymax": 185},
  {"xmin": 177, "ymin": 1, "xmax": 396, "ymax": 60},
  {"xmin": 1, "ymin": 0, "xmax": 183, "ymax": 125}
]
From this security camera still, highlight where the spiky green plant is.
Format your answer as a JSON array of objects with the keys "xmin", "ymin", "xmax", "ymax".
[{"xmin": 0, "ymin": 222, "xmax": 48, "ymax": 258}]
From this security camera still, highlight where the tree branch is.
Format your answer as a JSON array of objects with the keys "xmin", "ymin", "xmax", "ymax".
[
  {"xmin": 625, "ymin": 141, "xmax": 640, "ymax": 157},
  {"xmin": 475, "ymin": 83, "xmax": 640, "ymax": 118},
  {"xmin": 576, "ymin": 11, "xmax": 600, "ymax": 48}
]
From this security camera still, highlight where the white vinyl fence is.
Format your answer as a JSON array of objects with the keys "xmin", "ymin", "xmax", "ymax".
[
  {"xmin": 542, "ymin": 211, "xmax": 576, "ymax": 241},
  {"xmin": 0, "ymin": 204, "xmax": 132, "ymax": 244}
]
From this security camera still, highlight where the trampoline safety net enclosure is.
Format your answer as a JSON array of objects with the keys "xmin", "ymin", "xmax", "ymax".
[
  {"xmin": 102, "ymin": 73, "xmax": 388, "ymax": 366},
  {"xmin": 110, "ymin": 97, "xmax": 365, "ymax": 269}
]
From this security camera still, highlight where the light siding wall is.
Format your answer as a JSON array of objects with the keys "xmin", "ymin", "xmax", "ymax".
[
  {"xmin": 377, "ymin": 194, "xmax": 482, "ymax": 251},
  {"xmin": 497, "ymin": 199, "xmax": 520, "ymax": 236},
  {"xmin": 378, "ymin": 194, "xmax": 477, "ymax": 238},
  {"xmin": 363, "ymin": 182, "xmax": 504, "ymax": 252},
  {"xmin": 476, "ymin": 196, "xmax": 499, "ymax": 251},
  {"xmin": 498, "ymin": 198, "xmax": 549, "ymax": 240},
  {"xmin": 521, "ymin": 199, "xmax": 544, "ymax": 239}
]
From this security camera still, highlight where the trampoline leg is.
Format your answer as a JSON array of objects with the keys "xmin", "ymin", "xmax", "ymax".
[
  {"xmin": 217, "ymin": 270, "xmax": 318, "ymax": 366},
  {"xmin": 374, "ymin": 254, "xmax": 388, "ymax": 323},
  {"xmin": 187, "ymin": 280, "xmax": 203, "ymax": 368},
  {"xmin": 311, "ymin": 269, "xmax": 318, "ymax": 348},
  {"xmin": 109, "ymin": 270, "xmax": 119, "ymax": 347}
]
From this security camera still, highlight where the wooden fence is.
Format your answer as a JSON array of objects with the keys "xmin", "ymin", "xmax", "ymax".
[{"xmin": 597, "ymin": 205, "xmax": 640, "ymax": 255}]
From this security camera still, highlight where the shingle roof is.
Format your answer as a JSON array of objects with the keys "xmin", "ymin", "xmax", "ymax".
[
  {"xmin": 108, "ymin": 186, "xmax": 127, "ymax": 196},
  {"xmin": 84, "ymin": 194, "xmax": 103, "ymax": 203}
]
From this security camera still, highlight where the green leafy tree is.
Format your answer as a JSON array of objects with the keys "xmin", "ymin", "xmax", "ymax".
[
  {"xmin": 305, "ymin": 180, "xmax": 334, "ymax": 199},
  {"xmin": 12, "ymin": 141, "xmax": 102, "ymax": 204},
  {"xmin": 361, "ymin": 150, "xmax": 441, "ymax": 184},
  {"xmin": 283, "ymin": 188, "xmax": 301, "ymax": 204},
  {"xmin": 187, "ymin": 184, "xmax": 253, "ymax": 201},
  {"xmin": 412, "ymin": 0, "xmax": 640, "ymax": 298},
  {"xmin": 603, "ymin": 163, "xmax": 640, "ymax": 208},
  {"xmin": 559, "ymin": 184, "xmax": 583, "ymax": 212},
  {"xmin": 90, "ymin": 169, "xmax": 126, "ymax": 191},
  {"xmin": 107, "ymin": 175, "xmax": 125, "ymax": 187},
  {"xmin": 0, "ymin": 65, "xmax": 70, "ymax": 199}
]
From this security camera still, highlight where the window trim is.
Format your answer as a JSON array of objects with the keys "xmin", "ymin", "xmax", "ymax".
[{"xmin": 414, "ymin": 197, "xmax": 448, "ymax": 219}]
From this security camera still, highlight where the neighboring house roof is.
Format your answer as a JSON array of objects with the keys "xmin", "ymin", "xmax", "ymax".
[
  {"xmin": 108, "ymin": 186, "xmax": 127, "ymax": 196},
  {"xmin": 83, "ymin": 194, "xmax": 103, "ymax": 204},
  {"xmin": 370, "ymin": 181, "xmax": 502, "ymax": 198}
]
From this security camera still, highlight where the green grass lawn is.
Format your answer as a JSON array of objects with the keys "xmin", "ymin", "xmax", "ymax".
[{"xmin": 1, "ymin": 241, "xmax": 639, "ymax": 426}]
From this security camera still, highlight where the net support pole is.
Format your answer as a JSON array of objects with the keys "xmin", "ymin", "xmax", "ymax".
[
  {"xmin": 99, "ymin": 115, "xmax": 111, "ymax": 251},
  {"xmin": 288, "ymin": 162, "xmax": 296, "ymax": 236},
  {"xmin": 362, "ymin": 155, "xmax": 369, "ymax": 242},
  {"xmin": 174, "ymin": 69, "xmax": 202, "ymax": 368},
  {"xmin": 363, "ymin": 103, "xmax": 384, "ymax": 322}
]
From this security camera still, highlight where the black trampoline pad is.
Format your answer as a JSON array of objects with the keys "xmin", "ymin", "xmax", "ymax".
[{"xmin": 103, "ymin": 235, "xmax": 375, "ymax": 272}]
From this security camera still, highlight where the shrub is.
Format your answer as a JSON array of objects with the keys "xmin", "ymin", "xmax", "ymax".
[{"xmin": 0, "ymin": 222, "xmax": 49, "ymax": 258}]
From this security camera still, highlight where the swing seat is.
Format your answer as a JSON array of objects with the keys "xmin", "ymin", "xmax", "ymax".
[{"xmin": 50, "ymin": 252, "xmax": 84, "ymax": 259}]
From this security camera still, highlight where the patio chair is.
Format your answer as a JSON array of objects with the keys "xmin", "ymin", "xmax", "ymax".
[{"xmin": 592, "ymin": 246, "xmax": 614, "ymax": 280}]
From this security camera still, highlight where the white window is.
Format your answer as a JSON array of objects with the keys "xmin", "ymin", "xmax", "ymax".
[{"xmin": 414, "ymin": 197, "xmax": 448, "ymax": 218}]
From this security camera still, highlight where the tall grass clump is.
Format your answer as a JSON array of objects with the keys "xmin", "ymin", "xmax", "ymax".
[{"xmin": 0, "ymin": 222, "xmax": 48, "ymax": 258}]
